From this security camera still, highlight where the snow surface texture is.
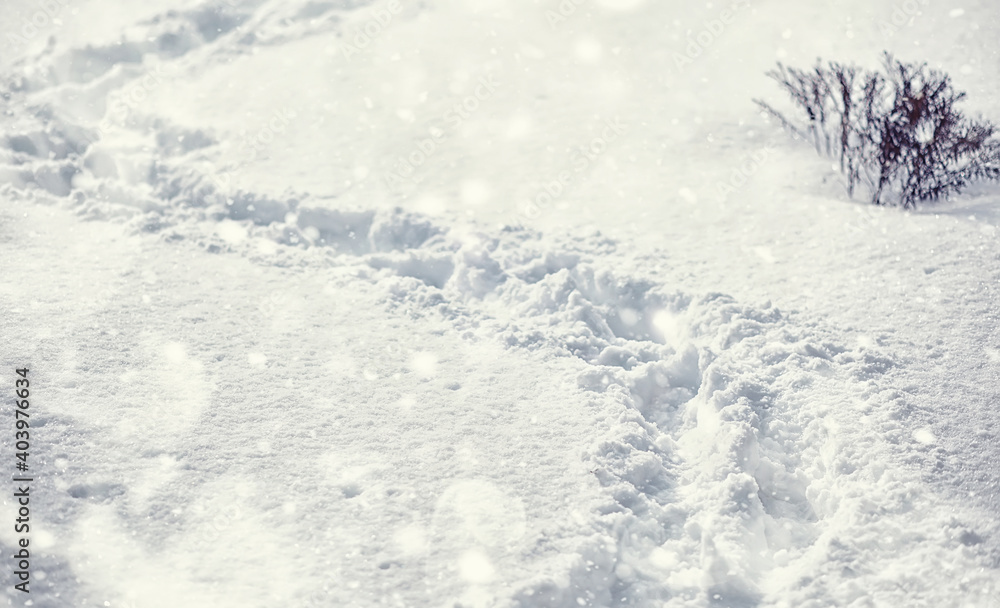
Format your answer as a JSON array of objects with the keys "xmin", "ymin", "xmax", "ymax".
[{"xmin": 1, "ymin": 0, "xmax": 999, "ymax": 607}]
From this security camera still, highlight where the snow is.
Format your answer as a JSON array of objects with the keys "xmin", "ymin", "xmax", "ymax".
[{"xmin": 1, "ymin": 0, "xmax": 999, "ymax": 607}]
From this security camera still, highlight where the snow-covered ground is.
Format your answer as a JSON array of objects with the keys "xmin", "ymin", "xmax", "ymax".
[{"xmin": 1, "ymin": 1, "xmax": 999, "ymax": 606}]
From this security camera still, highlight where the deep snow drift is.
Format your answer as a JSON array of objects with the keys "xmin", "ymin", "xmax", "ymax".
[{"xmin": 1, "ymin": 0, "xmax": 999, "ymax": 607}]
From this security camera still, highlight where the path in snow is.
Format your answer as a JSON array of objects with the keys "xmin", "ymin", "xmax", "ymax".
[
  {"xmin": 2, "ymin": 0, "xmax": 1000, "ymax": 606},
  {"xmin": 2, "ymin": 189, "xmax": 998, "ymax": 606}
]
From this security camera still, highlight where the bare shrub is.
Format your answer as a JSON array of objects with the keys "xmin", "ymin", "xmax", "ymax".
[{"xmin": 755, "ymin": 52, "xmax": 1000, "ymax": 208}]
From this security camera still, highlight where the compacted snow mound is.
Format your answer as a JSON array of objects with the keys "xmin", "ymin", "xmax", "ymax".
[{"xmin": 432, "ymin": 240, "xmax": 997, "ymax": 607}]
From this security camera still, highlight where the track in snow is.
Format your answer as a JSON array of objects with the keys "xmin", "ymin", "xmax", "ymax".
[
  {"xmin": 4, "ymin": 167, "xmax": 998, "ymax": 606},
  {"xmin": 2, "ymin": 1, "xmax": 1000, "ymax": 606}
]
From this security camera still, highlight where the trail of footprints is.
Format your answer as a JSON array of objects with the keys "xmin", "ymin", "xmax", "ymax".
[
  {"xmin": 237, "ymin": 207, "xmax": 866, "ymax": 606},
  {"xmin": 9, "ymin": 128, "xmax": 997, "ymax": 604},
  {"xmin": 2, "ymin": 133, "xmax": 891, "ymax": 605},
  {"xmin": 3, "ymin": 12, "xmax": 995, "ymax": 602}
]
